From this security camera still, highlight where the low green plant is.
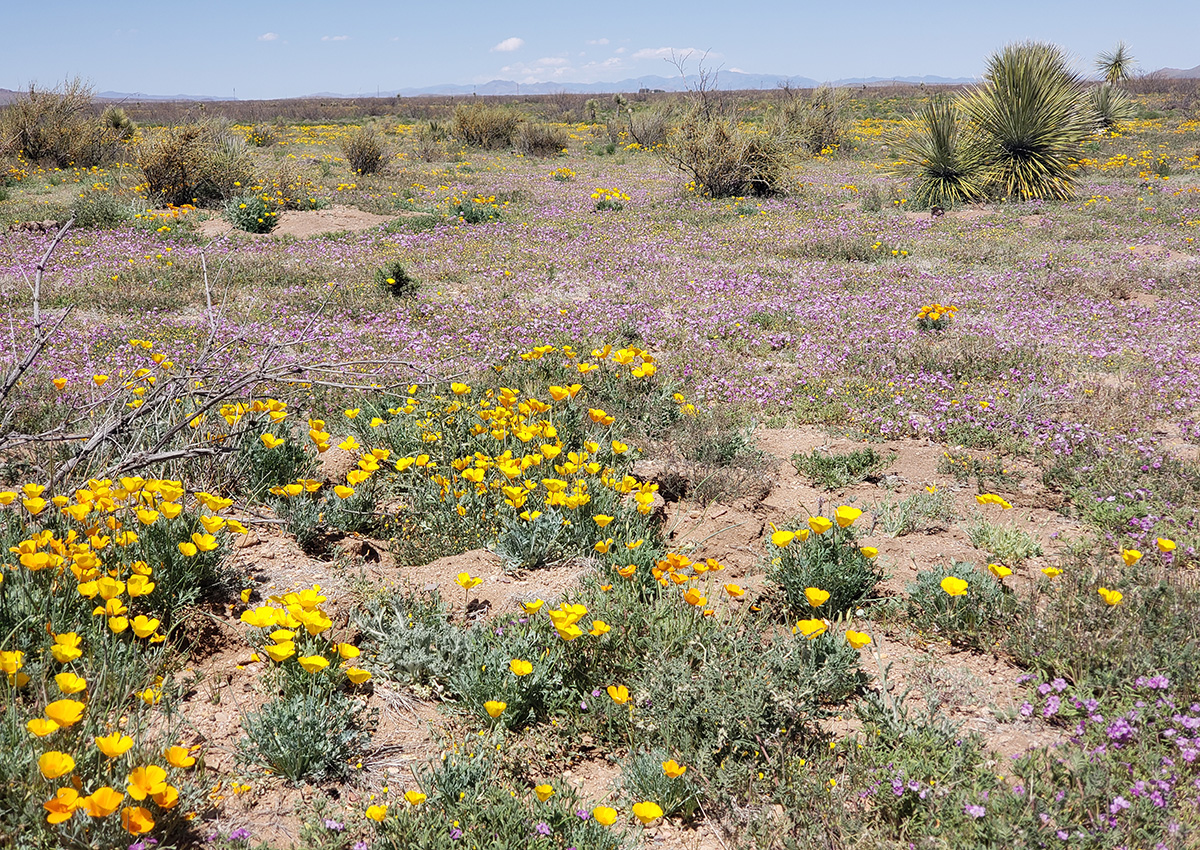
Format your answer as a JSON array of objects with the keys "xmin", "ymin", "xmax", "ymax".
[
  {"xmin": 872, "ymin": 489, "xmax": 959, "ymax": 536},
  {"xmin": 71, "ymin": 189, "xmax": 135, "ymax": 228},
  {"xmin": 238, "ymin": 689, "xmax": 369, "ymax": 782},
  {"xmin": 768, "ymin": 517, "xmax": 883, "ymax": 616},
  {"xmin": 792, "ymin": 446, "xmax": 893, "ymax": 489},
  {"xmin": 449, "ymin": 196, "xmax": 502, "ymax": 223},
  {"xmin": 906, "ymin": 561, "xmax": 1013, "ymax": 648},
  {"xmin": 354, "ymin": 586, "xmax": 467, "ymax": 688},
  {"xmin": 966, "ymin": 515, "xmax": 1042, "ymax": 563},
  {"xmin": 342, "ymin": 126, "xmax": 387, "ymax": 174},
  {"xmin": 374, "ymin": 259, "xmax": 419, "ymax": 298},
  {"xmin": 223, "ymin": 193, "xmax": 279, "ymax": 233},
  {"xmin": 937, "ymin": 448, "xmax": 1023, "ymax": 492},
  {"xmin": 591, "ymin": 187, "xmax": 629, "ymax": 211},
  {"xmin": 893, "ymin": 98, "xmax": 985, "ymax": 208}
]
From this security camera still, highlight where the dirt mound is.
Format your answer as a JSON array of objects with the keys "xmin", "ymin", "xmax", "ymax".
[{"xmin": 196, "ymin": 204, "xmax": 399, "ymax": 240}]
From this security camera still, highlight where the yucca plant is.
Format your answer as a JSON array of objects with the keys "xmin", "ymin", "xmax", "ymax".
[
  {"xmin": 959, "ymin": 41, "xmax": 1090, "ymax": 201},
  {"xmin": 1096, "ymin": 41, "xmax": 1136, "ymax": 85},
  {"xmin": 893, "ymin": 98, "xmax": 986, "ymax": 208},
  {"xmin": 1088, "ymin": 83, "xmax": 1137, "ymax": 131}
]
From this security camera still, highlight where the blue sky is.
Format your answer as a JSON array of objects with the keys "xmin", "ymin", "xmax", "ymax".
[{"xmin": 4, "ymin": 1, "xmax": 1198, "ymax": 99}]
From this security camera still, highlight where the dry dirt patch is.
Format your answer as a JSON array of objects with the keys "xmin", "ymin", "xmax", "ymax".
[{"xmin": 195, "ymin": 204, "xmax": 398, "ymax": 240}]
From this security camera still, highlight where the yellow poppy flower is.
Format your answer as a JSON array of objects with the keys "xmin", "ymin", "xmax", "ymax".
[
  {"xmin": 606, "ymin": 684, "xmax": 631, "ymax": 704},
  {"xmin": 484, "ymin": 700, "xmax": 507, "ymax": 718},
  {"xmin": 939, "ymin": 576, "xmax": 968, "ymax": 596},
  {"xmin": 45, "ymin": 699, "xmax": 85, "ymax": 727},
  {"xmin": 165, "ymin": 746, "xmax": 196, "ymax": 768},
  {"xmin": 1098, "ymin": 587, "xmax": 1123, "ymax": 606},
  {"xmin": 593, "ymin": 805, "xmax": 618, "ymax": 825},
  {"xmin": 793, "ymin": 619, "xmax": 828, "ymax": 639},
  {"xmin": 345, "ymin": 667, "xmax": 372, "ymax": 684},
  {"xmin": 365, "ymin": 804, "xmax": 387, "ymax": 821},
  {"xmin": 81, "ymin": 786, "xmax": 124, "ymax": 817},
  {"xmin": 632, "ymin": 801, "xmax": 663, "ymax": 824},
  {"xmin": 404, "ymin": 790, "xmax": 427, "ymax": 806},
  {"xmin": 804, "ymin": 587, "xmax": 830, "ymax": 608},
  {"xmin": 835, "ymin": 506, "xmax": 862, "ymax": 528},
  {"xmin": 662, "ymin": 759, "xmax": 687, "ymax": 778},
  {"xmin": 987, "ymin": 563, "xmax": 1012, "ymax": 579},
  {"xmin": 534, "ymin": 784, "xmax": 554, "ymax": 802},
  {"xmin": 510, "ymin": 659, "xmax": 533, "ymax": 676},
  {"xmin": 96, "ymin": 732, "xmax": 134, "ymax": 758},
  {"xmin": 298, "ymin": 655, "xmax": 329, "ymax": 673},
  {"xmin": 38, "ymin": 751, "xmax": 76, "ymax": 779},
  {"xmin": 845, "ymin": 630, "xmax": 872, "ymax": 649},
  {"xmin": 808, "ymin": 516, "xmax": 833, "ymax": 535}
]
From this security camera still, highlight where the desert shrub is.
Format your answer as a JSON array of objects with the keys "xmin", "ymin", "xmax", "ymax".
[
  {"xmin": 514, "ymin": 122, "xmax": 568, "ymax": 156},
  {"xmin": 626, "ymin": 106, "xmax": 673, "ymax": 148},
  {"xmin": 768, "ymin": 513, "xmax": 882, "ymax": 616},
  {"xmin": 792, "ymin": 447, "xmax": 893, "ymax": 489},
  {"xmin": 965, "ymin": 515, "xmax": 1042, "ymax": 563},
  {"xmin": 958, "ymin": 41, "xmax": 1091, "ymax": 200},
  {"xmin": 260, "ymin": 157, "xmax": 327, "ymax": 210},
  {"xmin": 412, "ymin": 120, "xmax": 448, "ymax": 161},
  {"xmin": 374, "ymin": 258, "xmax": 419, "ymax": 297},
  {"xmin": 779, "ymin": 85, "xmax": 848, "ymax": 155},
  {"xmin": 245, "ymin": 123, "xmax": 277, "ymax": 147},
  {"xmin": 1088, "ymin": 83, "xmax": 1137, "ymax": 130},
  {"xmin": 138, "ymin": 120, "xmax": 253, "ymax": 206},
  {"xmin": 893, "ymin": 98, "xmax": 985, "ymax": 208},
  {"xmin": 453, "ymin": 102, "xmax": 521, "ymax": 149},
  {"xmin": 664, "ymin": 109, "xmax": 786, "ymax": 197},
  {"xmin": 906, "ymin": 561, "xmax": 1013, "ymax": 649},
  {"xmin": 0, "ymin": 79, "xmax": 131, "ymax": 167},
  {"xmin": 71, "ymin": 188, "xmax": 136, "ymax": 228},
  {"xmin": 341, "ymin": 126, "xmax": 387, "ymax": 174},
  {"xmin": 223, "ymin": 193, "xmax": 278, "ymax": 233},
  {"xmin": 872, "ymin": 489, "xmax": 959, "ymax": 537},
  {"xmin": 355, "ymin": 587, "xmax": 467, "ymax": 687}
]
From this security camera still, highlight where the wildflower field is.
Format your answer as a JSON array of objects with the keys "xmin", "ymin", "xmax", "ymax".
[{"xmin": 2, "ymin": 79, "xmax": 1200, "ymax": 850}]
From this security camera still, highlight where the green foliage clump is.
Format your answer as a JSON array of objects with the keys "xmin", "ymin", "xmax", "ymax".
[
  {"xmin": 664, "ymin": 110, "xmax": 786, "ymax": 197},
  {"xmin": 894, "ymin": 98, "xmax": 985, "ymax": 208},
  {"xmin": 514, "ymin": 122, "xmax": 568, "ymax": 157},
  {"xmin": 71, "ymin": 189, "xmax": 137, "ymax": 228},
  {"xmin": 453, "ymin": 103, "xmax": 521, "ymax": 149},
  {"xmin": 619, "ymin": 748, "xmax": 698, "ymax": 819},
  {"xmin": 374, "ymin": 259, "xmax": 419, "ymax": 298},
  {"xmin": 966, "ymin": 516, "xmax": 1042, "ymax": 564},
  {"xmin": 355, "ymin": 587, "xmax": 467, "ymax": 687},
  {"xmin": 872, "ymin": 489, "xmax": 959, "ymax": 536},
  {"xmin": 1088, "ymin": 83, "xmax": 1137, "ymax": 131},
  {"xmin": 906, "ymin": 561, "xmax": 1013, "ymax": 648},
  {"xmin": 341, "ymin": 126, "xmax": 387, "ymax": 174},
  {"xmin": 223, "ymin": 193, "xmax": 279, "ymax": 233},
  {"xmin": 239, "ymin": 689, "xmax": 369, "ymax": 782},
  {"xmin": 138, "ymin": 120, "xmax": 253, "ymax": 206},
  {"xmin": 449, "ymin": 195, "xmax": 503, "ymax": 224},
  {"xmin": 778, "ymin": 85, "xmax": 848, "ymax": 155},
  {"xmin": 768, "ymin": 518, "xmax": 883, "ymax": 616},
  {"xmin": 792, "ymin": 446, "xmax": 893, "ymax": 490}
]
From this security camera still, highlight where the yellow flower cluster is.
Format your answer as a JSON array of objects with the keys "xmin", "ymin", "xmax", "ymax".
[{"xmin": 240, "ymin": 584, "xmax": 371, "ymax": 684}]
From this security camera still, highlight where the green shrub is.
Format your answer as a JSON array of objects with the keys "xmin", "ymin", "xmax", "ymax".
[
  {"xmin": 453, "ymin": 103, "xmax": 521, "ymax": 149},
  {"xmin": 514, "ymin": 122, "xmax": 568, "ymax": 156},
  {"xmin": 71, "ymin": 189, "xmax": 136, "ymax": 228},
  {"xmin": 341, "ymin": 126, "xmax": 387, "ymax": 174},
  {"xmin": 223, "ymin": 193, "xmax": 279, "ymax": 233},
  {"xmin": 374, "ymin": 258, "xmax": 419, "ymax": 297},
  {"xmin": 906, "ymin": 561, "xmax": 1013, "ymax": 648},
  {"xmin": 792, "ymin": 447, "xmax": 893, "ymax": 489},
  {"xmin": 138, "ymin": 120, "xmax": 253, "ymax": 206},
  {"xmin": 0, "ymin": 79, "xmax": 129, "ymax": 167},
  {"xmin": 663, "ymin": 109, "xmax": 786, "ymax": 197},
  {"xmin": 768, "ymin": 517, "xmax": 883, "ymax": 616},
  {"xmin": 354, "ymin": 586, "xmax": 467, "ymax": 687},
  {"xmin": 238, "ymin": 689, "xmax": 369, "ymax": 782},
  {"xmin": 626, "ymin": 106, "xmax": 673, "ymax": 148},
  {"xmin": 779, "ymin": 85, "xmax": 848, "ymax": 155}
]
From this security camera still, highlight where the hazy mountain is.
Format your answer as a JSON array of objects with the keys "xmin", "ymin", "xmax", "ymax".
[
  {"xmin": 1158, "ymin": 64, "xmax": 1200, "ymax": 78},
  {"xmin": 96, "ymin": 91, "xmax": 225, "ymax": 101}
]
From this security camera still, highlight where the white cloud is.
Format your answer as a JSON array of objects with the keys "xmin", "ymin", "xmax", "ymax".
[
  {"xmin": 491, "ymin": 37, "xmax": 524, "ymax": 52},
  {"xmin": 321, "ymin": 35, "xmax": 350, "ymax": 42},
  {"xmin": 631, "ymin": 46, "xmax": 702, "ymax": 61},
  {"xmin": 536, "ymin": 57, "xmax": 568, "ymax": 67},
  {"xmin": 614, "ymin": 47, "xmax": 626, "ymax": 54},
  {"xmin": 257, "ymin": 32, "xmax": 279, "ymax": 42},
  {"xmin": 587, "ymin": 38, "xmax": 609, "ymax": 45}
]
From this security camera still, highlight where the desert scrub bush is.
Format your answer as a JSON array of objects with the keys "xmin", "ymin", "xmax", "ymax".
[
  {"xmin": 452, "ymin": 102, "xmax": 521, "ymax": 149},
  {"xmin": 767, "ymin": 508, "xmax": 882, "ymax": 616},
  {"xmin": 778, "ymin": 85, "xmax": 848, "ymax": 155},
  {"xmin": 341, "ymin": 126, "xmax": 387, "ymax": 174},
  {"xmin": 966, "ymin": 515, "xmax": 1042, "ymax": 564},
  {"xmin": 355, "ymin": 586, "xmax": 467, "ymax": 688},
  {"xmin": 626, "ymin": 105, "xmax": 673, "ymax": 148},
  {"xmin": 245, "ymin": 123, "xmax": 278, "ymax": 147},
  {"xmin": 905, "ymin": 561, "xmax": 1013, "ymax": 648},
  {"xmin": 959, "ymin": 41, "xmax": 1091, "ymax": 200},
  {"xmin": 872, "ymin": 488, "xmax": 959, "ymax": 536},
  {"xmin": 71, "ymin": 187, "xmax": 137, "ymax": 228},
  {"xmin": 792, "ymin": 446, "xmax": 893, "ymax": 489},
  {"xmin": 261, "ymin": 158, "xmax": 328, "ymax": 210},
  {"xmin": 0, "ymin": 79, "xmax": 131, "ymax": 167},
  {"xmin": 223, "ymin": 193, "xmax": 279, "ymax": 233},
  {"xmin": 893, "ymin": 98, "xmax": 986, "ymax": 208},
  {"xmin": 514, "ymin": 122, "xmax": 568, "ymax": 156},
  {"xmin": 138, "ymin": 120, "xmax": 253, "ymax": 206},
  {"xmin": 374, "ymin": 258, "xmax": 419, "ymax": 298},
  {"xmin": 1087, "ymin": 83, "xmax": 1137, "ymax": 131},
  {"xmin": 663, "ymin": 109, "xmax": 786, "ymax": 197}
]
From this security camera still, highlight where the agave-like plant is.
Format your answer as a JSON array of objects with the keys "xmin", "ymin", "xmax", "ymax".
[
  {"xmin": 893, "ymin": 98, "xmax": 986, "ymax": 208},
  {"xmin": 1096, "ymin": 41, "xmax": 1136, "ymax": 85},
  {"xmin": 1088, "ymin": 83, "xmax": 1138, "ymax": 131},
  {"xmin": 959, "ymin": 41, "xmax": 1091, "ymax": 201}
]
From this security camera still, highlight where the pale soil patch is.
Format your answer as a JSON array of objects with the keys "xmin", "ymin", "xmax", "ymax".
[{"xmin": 195, "ymin": 204, "xmax": 398, "ymax": 240}]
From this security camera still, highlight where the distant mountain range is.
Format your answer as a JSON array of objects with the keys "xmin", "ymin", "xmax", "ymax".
[{"xmin": 2, "ymin": 65, "xmax": 1197, "ymax": 103}]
